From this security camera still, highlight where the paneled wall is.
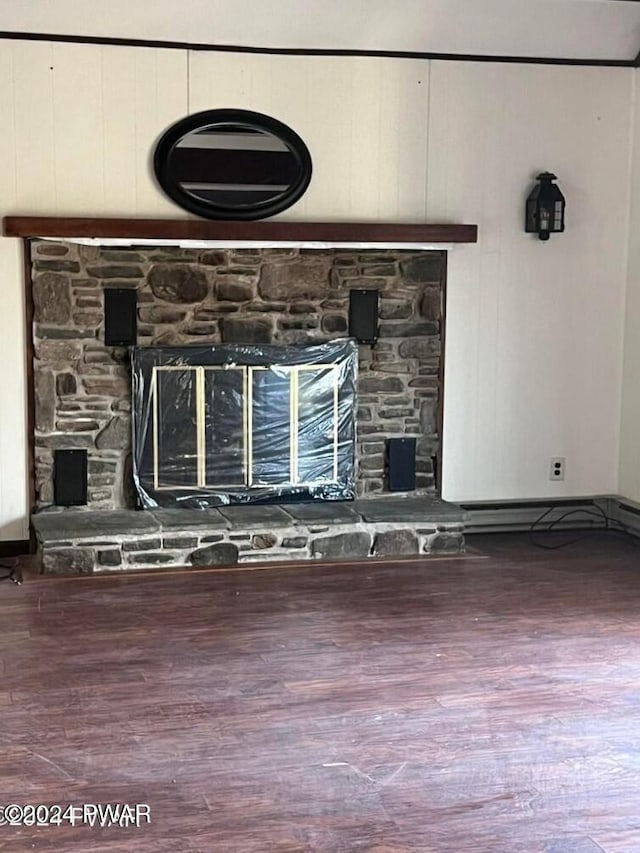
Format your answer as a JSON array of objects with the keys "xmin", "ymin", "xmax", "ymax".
[
  {"xmin": 427, "ymin": 62, "xmax": 632, "ymax": 501},
  {"xmin": 0, "ymin": 41, "xmax": 188, "ymax": 538},
  {"xmin": 188, "ymin": 53, "xmax": 431, "ymax": 221},
  {"xmin": 620, "ymin": 70, "xmax": 640, "ymax": 502},
  {"xmin": 0, "ymin": 38, "xmax": 634, "ymax": 538}
]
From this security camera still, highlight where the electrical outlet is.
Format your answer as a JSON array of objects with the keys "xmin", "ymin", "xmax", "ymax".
[{"xmin": 549, "ymin": 457, "xmax": 565, "ymax": 481}]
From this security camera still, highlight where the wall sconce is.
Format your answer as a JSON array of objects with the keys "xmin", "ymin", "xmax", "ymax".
[{"xmin": 525, "ymin": 172, "xmax": 565, "ymax": 241}]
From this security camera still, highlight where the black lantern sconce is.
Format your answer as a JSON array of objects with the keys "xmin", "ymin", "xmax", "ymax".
[{"xmin": 525, "ymin": 172, "xmax": 565, "ymax": 241}]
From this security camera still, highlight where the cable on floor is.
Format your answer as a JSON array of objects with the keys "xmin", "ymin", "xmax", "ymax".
[
  {"xmin": 529, "ymin": 503, "xmax": 640, "ymax": 550},
  {"xmin": 0, "ymin": 562, "xmax": 21, "ymax": 584}
]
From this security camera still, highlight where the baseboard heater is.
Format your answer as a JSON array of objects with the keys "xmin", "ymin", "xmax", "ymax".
[{"xmin": 460, "ymin": 497, "xmax": 616, "ymax": 534}]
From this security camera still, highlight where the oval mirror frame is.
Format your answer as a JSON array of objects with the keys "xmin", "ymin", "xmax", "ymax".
[{"xmin": 153, "ymin": 109, "xmax": 313, "ymax": 221}]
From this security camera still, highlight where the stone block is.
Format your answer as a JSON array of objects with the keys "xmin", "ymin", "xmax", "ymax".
[
  {"xmin": 381, "ymin": 322, "xmax": 440, "ymax": 339},
  {"xmin": 36, "ymin": 243, "xmax": 70, "ymax": 256},
  {"xmin": 219, "ymin": 505, "xmax": 292, "ymax": 528},
  {"xmin": 138, "ymin": 306, "xmax": 186, "ymax": 324},
  {"xmin": 148, "ymin": 264, "xmax": 209, "ymax": 303},
  {"xmin": 33, "ymin": 509, "xmax": 161, "ymax": 542},
  {"xmin": 361, "ymin": 442, "xmax": 385, "ymax": 454},
  {"xmin": 398, "ymin": 337, "xmax": 441, "ymax": 359},
  {"xmin": 100, "ymin": 251, "xmax": 145, "ymax": 263},
  {"xmin": 36, "ymin": 327, "xmax": 96, "ymax": 340},
  {"xmin": 89, "ymin": 489, "xmax": 112, "ymax": 503},
  {"xmin": 217, "ymin": 280, "xmax": 255, "ymax": 301},
  {"xmin": 57, "ymin": 372, "xmax": 79, "ymax": 397},
  {"xmin": 97, "ymin": 549, "xmax": 122, "ymax": 567},
  {"xmin": 281, "ymin": 536, "xmax": 308, "ymax": 549},
  {"xmin": 420, "ymin": 287, "xmax": 441, "ymax": 320},
  {"xmin": 400, "ymin": 256, "xmax": 443, "ymax": 283},
  {"xmin": 279, "ymin": 502, "xmax": 362, "ymax": 523},
  {"xmin": 35, "ymin": 369, "xmax": 55, "ymax": 432},
  {"xmin": 75, "ymin": 297, "xmax": 100, "ymax": 310},
  {"xmin": 152, "ymin": 329, "xmax": 185, "ymax": 346},
  {"xmin": 221, "ymin": 317, "xmax": 273, "ymax": 344},
  {"xmin": 33, "ymin": 273, "xmax": 71, "ymax": 324},
  {"xmin": 43, "ymin": 547, "xmax": 94, "ymax": 575},
  {"xmin": 359, "ymin": 376, "xmax": 404, "ymax": 393},
  {"xmin": 246, "ymin": 302, "xmax": 287, "ymax": 312},
  {"xmin": 409, "ymin": 377, "xmax": 438, "ymax": 389},
  {"xmin": 311, "ymin": 532, "xmax": 371, "ymax": 560},
  {"xmin": 322, "ymin": 314, "xmax": 347, "ymax": 334},
  {"xmin": 373, "ymin": 530, "xmax": 419, "ymax": 557},
  {"xmin": 163, "ymin": 536, "xmax": 198, "ymax": 549},
  {"xmin": 360, "ymin": 264, "xmax": 397, "ymax": 276},
  {"xmin": 425, "ymin": 532, "xmax": 465, "ymax": 554},
  {"xmin": 259, "ymin": 259, "xmax": 331, "ymax": 300},
  {"xmin": 289, "ymin": 302, "xmax": 316, "ymax": 314},
  {"xmin": 35, "ymin": 341, "xmax": 82, "ymax": 362},
  {"xmin": 96, "ymin": 417, "xmax": 130, "ymax": 450},
  {"xmin": 359, "ymin": 455, "xmax": 384, "ymax": 471},
  {"xmin": 38, "ymin": 434, "xmax": 94, "ymax": 449},
  {"xmin": 379, "ymin": 299, "xmax": 413, "ymax": 320},
  {"xmin": 339, "ymin": 277, "xmax": 386, "ymax": 292},
  {"xmin": 278, "ymin": 317, "xmax": 318, "ymax": 331},
  {"xmin": 56, "ymin": 418, "xmax": 100, "ymax": 432},
  {"xmin": 419, "ymin": 400, "xmax": 437, "ymax": 435},
  {"xmin": 183, "ymin": 323, "xmax": 218, "ymax": 337},
  {"xmin": 127, "ymin": 552, "xmax": 176, "ymax": 565},
  {"xmin": 218, "ymin": 267, "xmax": 258, "ymax": 277},
  {"xmin": 153, "ymin": 509, "xmax": 228, "ymax": 530},
  {"xmin": 122, "ymin": 539, "xmax": 162, "ymax": 552},
  {"xmin": 189, "ymin": 543, "xmax": 239, "ymax": 567},
  {"xmin": 86, "ymin": 265, "xmax": 144, "ymax": 279},
  {"xmin": 251, "ymin": 533, "xmax": 277, "ymax": 549},
  {"xmin": 34, "ymin": 259, "xmax": 81, "ymax": 273},
  {"xmin": 355, "ymin": 497, "xmax": 467, "ymax": 524},
  {"xmin": 379, "ymin": 408, "xmax": 414, "ymax": 419},
  {"xmin": 199, "ymin": 251, "xmax": 227, "ymax": 266},
  {"xmin": 72, "ymin": 311, "xmax": 104, "ymax": 329}
]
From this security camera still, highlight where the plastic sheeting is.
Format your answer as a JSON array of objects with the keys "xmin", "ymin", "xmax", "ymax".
[{"xmin": 131, "ymin": 339, "xmax": 358, "ymax": 508}]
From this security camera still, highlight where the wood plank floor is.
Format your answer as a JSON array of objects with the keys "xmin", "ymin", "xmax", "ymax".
[{"xmin": 1, "ymin": 533, "xmax": 640, "ymax": 852}]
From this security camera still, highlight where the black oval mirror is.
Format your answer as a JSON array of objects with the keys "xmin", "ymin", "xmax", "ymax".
[{"xmin": 153, "ymin": 109, "xmax": 312, "ymax": 221}]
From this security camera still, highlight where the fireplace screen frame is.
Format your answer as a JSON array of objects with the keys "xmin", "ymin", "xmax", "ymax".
[
  {"xmin": 132, "ymin": 340, "xmax": 357, "ymax": 508},
  {"xmin": 150, "ymin": 363, "xmax": 341, "ymax": 490}
]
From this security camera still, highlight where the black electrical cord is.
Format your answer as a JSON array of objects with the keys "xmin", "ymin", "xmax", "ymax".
[
  {"xmin": 0, "ymin": 561, "xmax": 20, "ymax": 584},
  {"xmin": 529, "ymin": 503, "xmax": 640, "ymax": 550}
]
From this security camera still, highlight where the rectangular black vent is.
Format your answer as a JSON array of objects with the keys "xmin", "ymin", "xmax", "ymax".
[
  {"xmin": 349, "ymin": 289, "xmax": 378, "ymax": 344},
  {"xmin": 53, "ymin": 449, "xmax": 88, "ymax": 507},
  {"xmin": 387, "ymin": 438, "xmax": 416, "ymax": 492},
  {"xmin": 104, "ymin": 288, "xmax": 137, "ymax": 347}
]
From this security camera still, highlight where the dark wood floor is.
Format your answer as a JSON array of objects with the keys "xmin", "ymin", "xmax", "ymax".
[{"xmin": 1, "ymin": 533, "xmax": 640, "ymax": 852}]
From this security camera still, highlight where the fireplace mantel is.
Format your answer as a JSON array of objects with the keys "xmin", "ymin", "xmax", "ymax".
[{"xmin": 3, "ymin": 216, "xmax": 477, "ymax": 248}]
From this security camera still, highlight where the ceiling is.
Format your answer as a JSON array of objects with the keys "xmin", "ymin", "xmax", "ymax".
[{"xmin": 0, "ymin": 0, "xmax": 639, "ymax": 63}]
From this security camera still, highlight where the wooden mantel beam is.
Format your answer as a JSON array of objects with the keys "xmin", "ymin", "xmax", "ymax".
[{"xmin": 3, "ymin": 217, "xmax": 477, "ymax": 245}]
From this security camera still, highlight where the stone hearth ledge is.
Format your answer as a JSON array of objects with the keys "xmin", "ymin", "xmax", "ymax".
[{"xmin": 32, "ymin": 496, "xmax": 469, "ymax": 574}]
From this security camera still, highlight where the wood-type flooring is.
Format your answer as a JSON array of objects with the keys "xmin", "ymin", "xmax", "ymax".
[{"xmin": 1, "ymin": 532, "xmax": 639, "ymax": 852}]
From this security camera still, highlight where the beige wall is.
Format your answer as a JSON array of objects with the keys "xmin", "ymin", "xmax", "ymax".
[
  {"xmin": 0, "ymin": 40, "xmax": 634, "ymax": 537},
  {"xmin": 620, "ymin": 71, "xmax": 640, "ymax": 502},
  {"xmin": 428, "ymin": 62, "xmax": 632, "ymax": 501}
]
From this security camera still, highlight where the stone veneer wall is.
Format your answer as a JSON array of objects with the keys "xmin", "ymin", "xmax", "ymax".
[{"xmin": 32, "ymin": 242, "xmax": 444, "ymax": 509}]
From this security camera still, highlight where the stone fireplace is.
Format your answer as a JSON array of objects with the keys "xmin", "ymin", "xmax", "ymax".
[
  {"xmin": 19, "ymin": 223, "xmax": 472, "ymax": 572},
  {"xmin": 32, "ymin": 241, "xmax": 445, "ymax": 511}
]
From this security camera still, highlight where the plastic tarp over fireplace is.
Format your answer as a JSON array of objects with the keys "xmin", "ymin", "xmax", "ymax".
[{"xmin": 132, "ymin": 339, "xmax": 357, "ymax": 508}]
